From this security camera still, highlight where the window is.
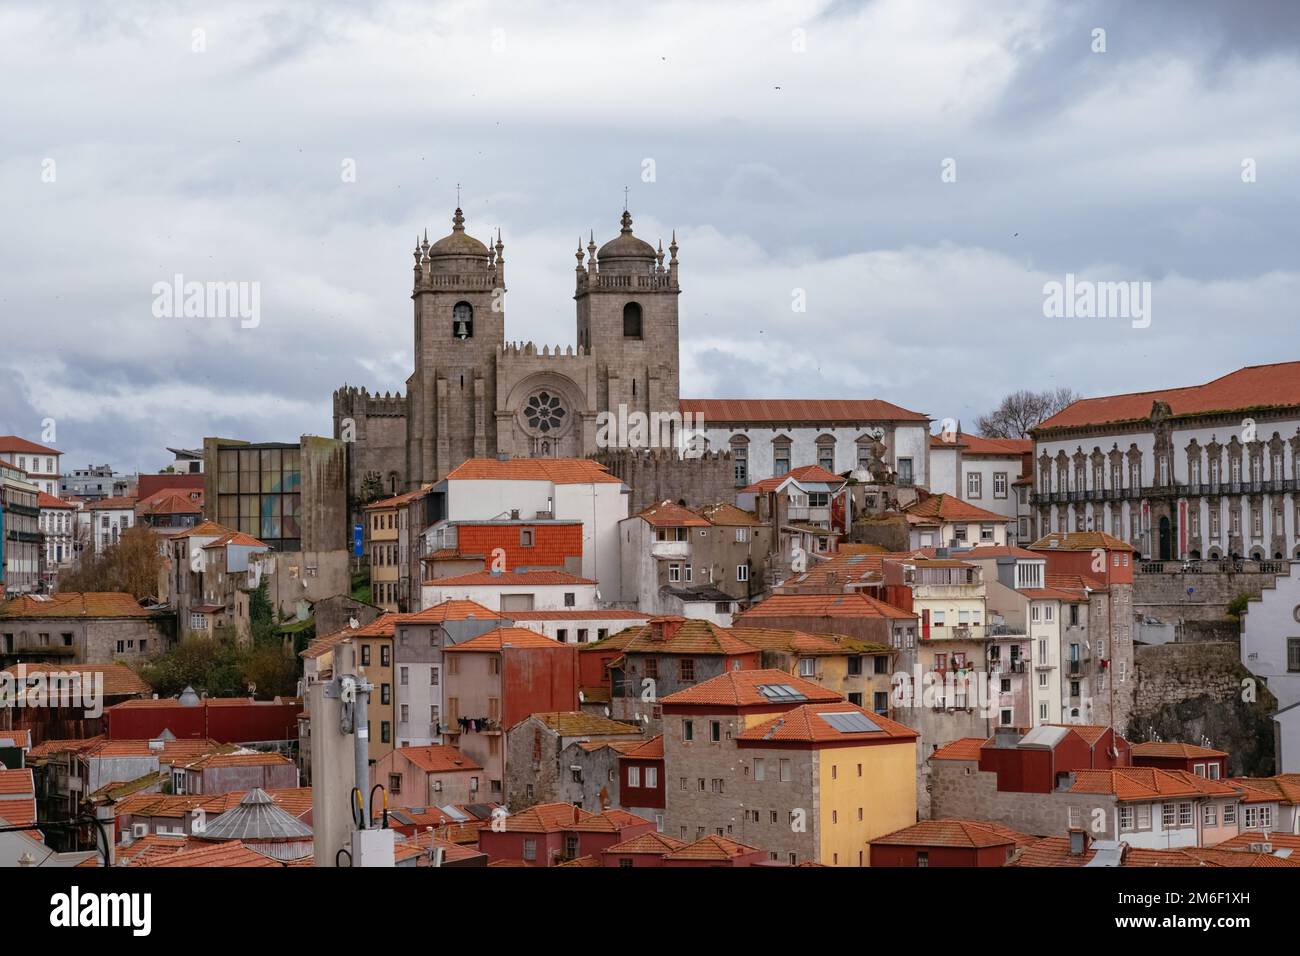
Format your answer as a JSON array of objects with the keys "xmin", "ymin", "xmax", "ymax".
[
  {"xmin": 389, "ymin": 773, "xmax": 402, "ymax": 795},
  {"xmin": 564, "ymin": 592, "xmax": 576, "ymax": 607},
  {"xmin": 1288, "ymin": 638, "xmax": 1300, "ymax": 673},
  {"xmin": 381, "ymin": 645, "xmax": 390, "ymax": 667},
  {"xmin": 710, "ymin": 720, "xmax": 721, "ymax": 742},
  {"xmin": 1204, "ymin": 804, "xmax": 1217, "ymax": 826},
  {"xmin": 817, "ymin": 441, "xmax": 835, "ymax": 471},
  {"xmin": 735, "ymin": 527, "xmax": 748, "ymax": 543},
  {"xmin": 1119, "ymin": 805, "xmax": 1134, "ymax": 830},
  {"xmin": 966, "ymin": 472, "xmax": 982, "ymax": 498},
  {"xmin": 520, "ymin": 528, "xmax": 534, "ymax": 547},
  {"xmin": 646, "ymin": 767, "xmax": 657, "ymax": 788},
  {"xmin": 737, "ymin": 564, "xmax": 749, "ymax": 583},
  {"xmin": 779, "ymin": 758, "xmax": 792, "ymax": 782},
  {"xmin": 916, "ymin": 851, "xmax": 929, "ymax": 868},
  {"xmin": 799, "ymin": 658, "xmax": 816, "ymax": 677},
  {"xmin": 1161, "ymin": 803, "xmax": 1175, "ymax": 829},
  {"xmin": 522, "ymin": 838, "xmax": 537, "ymax": 861},
  {"xmin": 682, "ymin": 719, "xmax": 694, "ymax": 741},
  {"xmin": 668, "ymin": 564, "xmax": 681, "ymax": 583},
  {"xmin": 994, "ymin": 472, "xmax": 1007, "ymax": 498},
  {"xmin": 361, "ymin": 644, "xmax": 371, "ymax": 666},
  {"xmin": 381, "ymin": 721, "xmax": 391, "ymax": 743},
  {"xmin": 1224, "ymin": 804, "xmax": 1236, "ymax": 825},
  {"xmin": 773, "ymin": 442, "xmax": 790, "ymax": 476},
  {"xmin": 452, "ymin": 301, "xmax": 474, "ymax": 339},
  {"xmin": 622, "ymin": 302, "xmax": 643, "ymax": 338},
  {"xmin": 980, "ymin": 524, "xmax": 994, "ymax": 542},
  {"xmin": 679, "ymin": 658, "xmax": 695, "ymax": 682},
  {"xmin": 732, "ymin": 442, "xmax": 748, "ymax": 487},
  {"xmin": 754, "ymin": 758, "xmax": 765, "ymax": 781}
]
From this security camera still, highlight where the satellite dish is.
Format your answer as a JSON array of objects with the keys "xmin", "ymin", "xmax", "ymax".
[{"xmin": 604, "ymin": 707, "xmax": 611, "ymax": 717}]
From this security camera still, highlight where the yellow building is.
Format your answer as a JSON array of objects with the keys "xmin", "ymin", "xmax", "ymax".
[
  {"xmin": 365, "ymin": 497, "xmax": 401, "ymax": 612},
  {"xmin": 732, "ymin": 626, "xmax": 899, "ymax": 716},
  {"xmin": 735, "ymin": 701, "xmax": 918, "ymax": 866},
  {"xmin": 300, "ymin": 614, "xmax": 397, "ymax": 764}
]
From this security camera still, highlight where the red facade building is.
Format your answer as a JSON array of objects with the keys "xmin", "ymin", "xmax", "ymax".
[
  {"xmin": 1130, "ymin": 741, "xmax": 1228, "ymax": 778},
  {"xmin": 869, "ymin": 819, "xmax": 1032, "ymax": 867}
]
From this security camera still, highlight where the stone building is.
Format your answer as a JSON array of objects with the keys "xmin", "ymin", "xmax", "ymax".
[
  {"xmin": 0, "ymin": 592, "xmax": 173, "ymax": 665},
  {"xmin": 1030, "ymin": 361, "xmax": 1300, "ymax": 561},
  {"xmin": 503, "ymin": 711, "xmax": 643, "ymax": 811}
]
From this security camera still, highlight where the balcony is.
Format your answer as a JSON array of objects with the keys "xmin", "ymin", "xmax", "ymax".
[
  {"xmin": 650, "ymin": 540, "xmax": 691, "ymax": 560},
  {"xmin": 988, "ymin": 623, "xmax": 1027, "ymax": 638},
  {"xmin": 1035, "ymin": 661, "xmax": 1056, "ymax": 671},
  {"xmin": 924, "ymin": 624, "xmax": 991, "ymax": 642},
  {"xmin": 1067, "ymin": 660, "xmax": 1082, "ymax": 676}
]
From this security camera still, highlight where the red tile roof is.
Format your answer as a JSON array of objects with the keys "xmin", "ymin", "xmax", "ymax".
[
  {"xmin": 904, "ymin": 494, "xmax": 1009, "ymax": 524},
  {"xmin": 660, "ymin": 668, "xmax": 843, "ymax": 709},
  {"xmin": 363, "ymin": 484, "xmax": 434, "ymax": 509},
  {"xmin": 662, "ymin": 834, "xmax": 762, "ymax": 861},
  {"xmin": 37, "ymin": 492, "xmax": 74, "ymax": 510},
  {"xmin": 568, "ymin": 809, "xmax": 653, "ymax": 832},
  {"xmin": 1035, "ymin": 362, "xmax": 1300, "ymax": 432},
  {"xmin": 583, "ymin": 618, "xmax": 761, "ymax": 656},
  {"xmin": 605, "ymin": 831, "xmax": 686, "ymax": 855},
  {"xmin": 146, "ymin": 841, "xmax": 285, "ymax": 868},
  {"xmin": 620, "ymin": 735, "xmax": 664, "ymax": 760},
  {"xmin": 1010, "ymin": 836, "xmax": 1300, "ymax": 868},
  {"xmin": 736, "ymin": 591, "xmax": 915, "ymax": 622},
  {"xmin": 397, "ymin": 744, "xmax": 482, "ymax": 773},
  {"xmin": 523, "ymin": 712, "xmax": 643, "ymax": 736},
  {"xmin": 177, "ymin": 751, "xmax": 294, "ymax": 770},
  {"xmin": 202, "ymin": 531, "xmax": 268, "ymax": 549},
  {"xmin": 1030, "ymin": 531, "xmax": 1136, "ymax": 553},
  {"xmin": 443, "ymin": 627, "xmax": 569, "ymax": 653},
  {"xmin": 930, "ymin": 737, "xmax": 987, "ymax": 761},
  {"xmin": 0, "ymin": 592, "xmax": 153, "ymax": 619},
  {"xmin": 0, "ymin": 436, "xmax": 60, "ymax": 455},
  {"xmin": 1130, "ymin": 741, "xmax": 1227, "ymax": 760},
  {"xmin": 871, "ymin": 819, "xmax": 1033, "ymax": 849},
  {"xmin": 446, "ymin": 458, "xmax": 622, "ymax": 484},
  {"xmin": 1228, "ymin": 775, "xmax": 1300, "ymax": 805},
  {"xmin": 401, "ymin": 600, "xmax": 504, "ymax": 623},
  {"xmin": 740, "ymin": 464, "xmax": 845, "ymax": 494},
  {"xmin": 0, "ymin": 663, "xmax": 151, "ymax": 697},
  {"xmin": 427, "ymin": 570, "xmax": 596, "ymax": 587},
  {"xmin": 695, "ymin": 502, "xmax": 764, "ymax": 526},
  {"xmin": 738, "ymin": 701, "xmax": 918, "ymax": 745},
  {"xmin": 499, "ymin": 802, "xmax": 594, "ymax": 833},
  {"xmin": 135, "ymin": 490, "xmax": 203, "ymax": 516},
  {"xmin": 1070, "ymin": 767, "xmax": 1238, "ymax": 801},
  {"xmin": 88, "ymin": 495, "xmax": 139, "ymax": 511},
  {"xmin": 634, "ymin": 500, "xmax": 710, "ymax": 528},
  {"xmin": 0, "ymin": 767, "xmax": 35, "ymax": 796},
  {"xmin": 679, "ymin": 399, "xmax": 928, "ymax": 424}
]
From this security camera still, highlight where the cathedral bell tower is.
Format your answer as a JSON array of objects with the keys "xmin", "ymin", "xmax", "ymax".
[
  {"xmin": 407, "ymin": 208, "xmax": 506, "ymax": 483},
  {"xmin": 575, "ymin": 209, "xmax": 681, "ymax": 430}
]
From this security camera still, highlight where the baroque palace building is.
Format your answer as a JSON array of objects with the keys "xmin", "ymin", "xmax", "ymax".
[
  {"xmin": 333, "ymin": 206, "xmax": 931, "ymax": 501},
  {"xmin": 1029, "ymin": 362, "xmax": 1300, "ymax": 562}
]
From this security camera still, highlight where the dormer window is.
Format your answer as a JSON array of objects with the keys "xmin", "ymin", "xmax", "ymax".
[
  {"xmin": 623, "ymin": 302, "xmax": 643, "ymax": 338},
  {"xmin": 452, "ymin": 301, "xmax": 473, "ymax": 339}
]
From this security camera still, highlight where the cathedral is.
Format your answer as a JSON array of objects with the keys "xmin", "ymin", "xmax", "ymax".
[{"xmin": 334, "ymin": 206, "xmax": 685, "ymax": 498}]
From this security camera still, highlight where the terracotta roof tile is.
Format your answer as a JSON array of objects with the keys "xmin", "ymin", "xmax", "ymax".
[
  {"xmin": 1130, "ymin": 741, "xmax": 1227, "ymax": 759},
  {"xmin": 871, "ymin": 819, "xmax": 1033, "ymax": 849},
  {"xmin": 582, "ymin": 618, "xmax": 760, "ymax": 657},
  {"xmin": 679, "ymin": 399, "xmax": 927, "ymax": 424},
  {"xmin": 445, "ymin": 458, "xmax": 622, "ymax": 484},
  {"xmin": 37, "ymin": 492, "xmax": 74, "ymax": 510},
  {"xmin": 695, "ymin": 502, "xmax": 764, "ymax": 526},
  {"xmin": 740, "ymin": 464, "xmax": 846, "ymax": 494},
  {"xmin": 605, "ymin": 831, "xmax": 686, "ymax": 855},
  {"xmin": 663, "ymin": 834, "xmax": 762, "ymax": 861},
  {"xmin": 427, "ymin": 570, "xmax": 596, "ymax": 587},
  {"xmin": 568, "ymin": 809, "xmax": 653, "ymax": 832},
  {"xmin": 363, "ymin": 484, "xmax": 433, "ymax": 509},
  {"xmin": 904, "ymin": 494, "xmax": 1010, "ymax": 524},
  {"xmin": 1034, "ymin": 362, "xmax": 1300, "ymax": 433},
  {"xmin": 523, "ymin": 712, "xmax": 643, "ymax": 736},
  {"xmin": 499, "ymin": 802, "xmax": 594, "ymax": 833},
  {"xmin": 1030, "ymin": 531, "xmax": 1136, "ymax": 553},
  {"xmin": 0, "ymin": 436, "xmax": 60, "ymax": 455},
  {"xmin": 661, "ymin": 668, "xmax": 842, "ymax": 709},
  {"xmin": 0, "ymin": 592, "xmax": 153, "ymax": 619},
  {"xmin": 634, "ymin": 500, "xmax": 710, "ymax": 528},
  {"xmin": 737, "ymin": 701, "xmax": 918, "ymax": 744},
  {"xmin": 621, "ymin": 734, "xmax": 664, "ymax": 760},
  {"xmin": 401, "ymin": 600, "xmax": 505, "ymax": 623},
  {"xmin": 506, "ymin": 609, "xmax": 650, "ymax": 621},
  {"xmin": 1070, "ymin": 767, "xmax": 1238, "ymax": 801},
  {"xmin": 736, "ymin": 591, "xmax": 915, "ymax": 622},
  {"xmin": 444, "ymin": 627, "xmax": 570, "ymax": 653},
  {"xmin": 146, "ymin": 840, "xmax": 285, "ymax": 868},
  {"xmin": 0, "ymin": 663, "xmax": 150, "ymax": 697},
  {"xmin": 396, "ymin": 744, "xmax": 482, "ymax": 773},
  {"xmin": 930, "ymin": 737, "xmax": 987, "ymax": 761}
]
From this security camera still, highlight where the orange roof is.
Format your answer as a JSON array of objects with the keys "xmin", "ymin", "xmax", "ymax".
[
  {"xmin": 1228, "ymin": 775, "xmax": 1300, "ymax": 805},
  {"xmin": 427, "ymin": 570, "xmax": 596, "ymax": 587},
  {"xmin": 621, "ymin": 734, "xmax": 664, "ymax": 760},
  {"xmin": 446, "ymin": 458, "xmax": 622, "ymax": 484},
  {"xmin": 776, "ymin": 550, "xmax": 889, "ymax": 589},
  {"xmin": 523, "ymin": 712, "xmax": 643, "ymax": 736},
  {"xmin": 27, "ymin": 736, "xmax": 105, "ymax": 760},
  {"xmin": 396, "ymin": 744, "xmax": 482, "ymax": 773},
  {"xmin": 1011, "ymin": 836, "xmax": 1300, "ymax": 868},
  {"xmin": 443, "ymin": 627, "xmax": 569, "ymax": 653},
  {"xmin": 147, "ymin": 841, "xmax": 284, "ymax": 868},
  {"xmin": 871, "ymin": 819, "xmax": 1033, "ymax": 849},
  {"xmin": 661, "ymin": 668, "xmax": 843, "ymax": 709},
  {"xmin": 1070, "ymin": 767, "xmax": 1238, "ymax": 801},
  {"xmin": 118, "ymin": 834, "xmax": 200, "ymax": 866},
  {"xmin": 499, "ymin": 802, "xmax": 594, "ymax": 833},
  {"xmin": 663, "ymin": 834, "xmax": 762, "ymax": 861},
  {"xmin": 37, "ymin": 492, "xmax": 74, "ymax": 510},
  {"xmin": 0, "ymin": 663, "xmax": 150, "ymax": 697},
  {"xmin": 177, "ymin": 751, "xmax": 293, "ymax": 770},
  {"xmin": 727, "ymin": 626, "xmax": 892, "ymax": 656},
  {"xmin": 88, "ymin": 495, "xmax": 139, "ymax": 511},
  {"xmin": 569, "ymin": 809, "xmax": 653, "ymax": 832},
  {"xmin": 695, "ymin": 502, "xmax": 764, "ymax": 527},
  {"xmin": 635, "ymin": 500, "xmax": 710, "ymax": 528},
  {"xmin": 583, "ymin": 618, "xmax": 762, "ymax": 656},
  {"xmin": 402, "ymin": 600, "xmax": 504, "ymax": 623},
  {"xmin": 740, "ymin": 464, "xmax": 845, "ymax": 494},
  {"xmin": 81, "ymin": 738, "xmax": 226, "ymax": 762},
  {"xmin": 736, "ymin": 592, "xmax": 915, "ymax": 622},
  {"xmin": 1035, "ymin": 362, "xmax": 1300, "ymax": 432},
  {"xmin": 930, "ymin": 737, "xmax": 987, "ymax": 761},
  {"xmin": 506, "ymin": 609, "xmax": 650, "ymax": 621},
  {"xmin": 202, "ymin": 531, "xmax": 268, "ymax": 550},
  {"xmin": 351, "ymin": 612, "xmax": 402, "ymax": 638},
  {"xmin": 737, "ymin": 701, "xmax": 918, "ymax": 745},
  {"xmin": 363, "ymin": 484, "xmax": 433, "ymax": 510},
  {"xmin": 136, "ymin": 490, "xmax": 203, "ymax": 516},
  {"xmin": 0, "ymin": 767, "xmax": 35, "ymax": 796},
  {"xmin": 904, "ymin": 494, "xmax": 1009, "ymax": 524},
  {"xmin": 0, "ymin": 436, "xmax": 60, "ymax": 455},
  {"xmin": 1044, "ymin": 572, "xmax": 1105, "ymax": 591},
  {"xmin": 679, "ymin": 398, "xmax": 927, "ymax": 424},
  {"xmin": 1030, "ymin": 531, "xmax": 1136, "ymax": 553},
  {"xmin": 1215, "ymin": 831, "xmax": 1300, "ymax": 852},
  {"xmin": 116, "ymin": 788, "xmax": 312, "ymax": 820},
  {"xmin": 605, "ymin": 831, "xmax": 686, "ymax": 855},
  {"xmin": 1130, "ymin": 741, "xmax": 1227, "ymax": 760},
  {"xmin": 173, "ymin": 521, "xmax": 233, "ymax": 539},
  {"xmin": 0, "ymin": 729, "xmax": 31, "ymax": 748},
  {"xmin": 0, "ymin": 592, "xmax": 153, "ymax": 619}
]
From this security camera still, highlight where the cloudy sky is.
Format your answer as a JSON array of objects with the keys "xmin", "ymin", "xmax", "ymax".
[{"xmin": 2, "ymin": 0, "xmax": 1298, "ymax": 474}]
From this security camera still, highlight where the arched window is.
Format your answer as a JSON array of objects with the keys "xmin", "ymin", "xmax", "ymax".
[
  {"xmin": 452, "ymin": 301, "xmax": 474, "ymax": 340},
  {"xmin": 623, "ymin": 302, "xmax": 642, "ymax": 338}
]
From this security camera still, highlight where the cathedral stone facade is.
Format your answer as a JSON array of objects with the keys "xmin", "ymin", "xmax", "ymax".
[{"xmin": 334, "ymin": 207, "xmax": 682, "ymax": 498}]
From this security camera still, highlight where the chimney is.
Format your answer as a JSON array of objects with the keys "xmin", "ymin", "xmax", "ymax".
[{"xmin": 1068, "ymin": 828, "xmax": 1089, "ymax": 857}]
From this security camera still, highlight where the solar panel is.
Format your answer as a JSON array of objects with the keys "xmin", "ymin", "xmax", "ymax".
[
  {"xmin": 820, "ymin": 711, "xmax": 881, "ymax": 733},
  {"xmin": 756, "ymin": 684, "xmax": 808, "ymax": 702}
]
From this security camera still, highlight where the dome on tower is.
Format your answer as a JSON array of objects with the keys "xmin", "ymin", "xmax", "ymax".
[
  {"xmin": 597, "ymin": 210, "xmax": 657, "ymax": 263},
  {"xmin": 427, "ymin": 208, "xmax": 490, "ymax": 258}
]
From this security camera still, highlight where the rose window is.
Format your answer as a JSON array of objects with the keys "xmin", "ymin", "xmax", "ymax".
[{"xmin": 524, "ymin": 391, "xmax": 567, "ymax": 434}]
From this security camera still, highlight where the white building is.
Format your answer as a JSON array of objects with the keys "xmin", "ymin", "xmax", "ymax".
[
  {"xmin": 903, "ymin": 494, "xmax": 1013, "ymax": 550},
  {"xmin": 681, "ymin": 398, "xmax": 931, "ymax": 490},
  {"xmin": 504, "ymin": 608, "xmax": 649, "ymax": 645},
  {"xmin": 1031, "ymin": 361, "xmax": 1300, "ymax": 561},
  {"xmin": 88, "ymin": 496, "xmax": 137, "ymax": 554},
  {"xmin": 1240, "ymin": 566, "xmax": 1300, "ymax": 772},
  {"xmin": 37, "ymin": 492, "xmax": 76, "ymax": 589},
  {"xmin": 421, "ymin": 569, "xmax": 599, "ymax": 612},
  {"xmin": 929, "ymin": 433, "xmax": 1033, "ymax": 545},
  {"xmin": 425, "ymin": 458, "xmax": 628, "ymax": 596},
  {"xmin": 0, "ymin": 437, "xmax": 61, "ymax": 497}
]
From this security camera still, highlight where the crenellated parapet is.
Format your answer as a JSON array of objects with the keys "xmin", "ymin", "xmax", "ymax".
[{"xmin": 333, "ymin": 384, "xmax": 407, "ymax": 418}]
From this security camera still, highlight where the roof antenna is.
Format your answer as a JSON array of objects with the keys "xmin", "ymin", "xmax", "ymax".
[
  {"xmin": 623, "ymin": 185, "xmax": 629, "ymax": 211},
  {"xmin": 456, "ymin": 182, "xmax": 462, "ymax": 207}
]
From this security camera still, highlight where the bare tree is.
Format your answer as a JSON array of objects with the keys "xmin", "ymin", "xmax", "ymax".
[
  {"xmin": 58, "ymin": 524, "xmax": 163, "ymax": 600},
  {"xmin": 976, "ymin": 388, "xmax": 1082, "ymax": 439}
]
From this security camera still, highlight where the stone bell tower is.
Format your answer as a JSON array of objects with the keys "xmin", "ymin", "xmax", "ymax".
[
  {"xmin": 407, "ymin": 208, "xmax": 506, "ymax": 484},
  {"xmin": 575, "ymin": 209, "xmax": 681, "ymax": 426}
]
